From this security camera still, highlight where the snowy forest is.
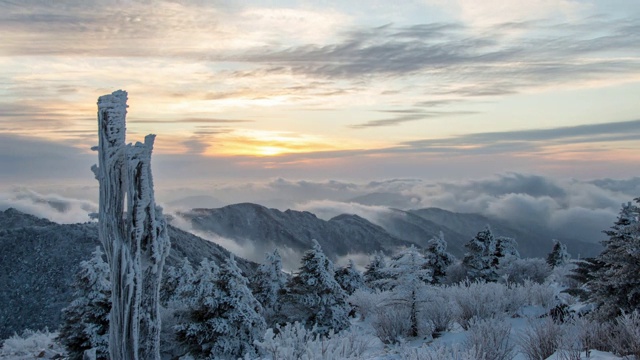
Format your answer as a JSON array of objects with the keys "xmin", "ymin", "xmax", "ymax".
[{"xmin": 1, "ymin": 92, "xmax": 640, "ymax": 360}]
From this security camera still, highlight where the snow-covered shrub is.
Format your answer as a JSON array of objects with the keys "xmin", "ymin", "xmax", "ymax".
[
  {"xmin": 348, "ymin": 288, "xmax": 390, "ymax": 320},
  {"xmin": 463, "ymin": 317, "xmax": 514, "ymax": 360},
  {"xmin": 498, "ymin": 258, "xmax": 551, "ymax": 285},
  {"xmin": 397, "ymin": 343, "xmax": 476, "ymax": 360},
  {"xmin": 0, "ymin": 329, "xmax": 65, "ymax": 358},
  {"xmin": 523, "ymin": 279, "xmax": 556, "ymax": 310},
  {"xmin": 420, "ymin": 287, "xmax": 459, "ymax": 334},
  {"xmin": 255, "ymin": 322, "xmax": 315, "ymax": 360},
  {"xmin": 449, "ymin": 280, "xmax": 507, "ymax": 329},
  {"xmin": 371, "ymin": 305, "xmax": 412, "ymax": 344},
  {"xmin": 607, "ymin": 311, "xmax": 640, "ymax": 358},
  {"xmin": 254, "ymin": 322, "xmax": 371, "ymax": 360},
  {"xmin": 518, "ymin": 317, "xmax": 563, "ymax": 360}
]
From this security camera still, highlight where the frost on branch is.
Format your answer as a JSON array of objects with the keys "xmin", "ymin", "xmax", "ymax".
[{"xmin": 94, "ymin": 90, "xmax": 171, "ymax": 360}]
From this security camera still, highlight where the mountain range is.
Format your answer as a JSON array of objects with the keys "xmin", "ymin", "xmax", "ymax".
[{"xmin": 0, "ymin": 201, "xmax": 602, "ymax": 338}]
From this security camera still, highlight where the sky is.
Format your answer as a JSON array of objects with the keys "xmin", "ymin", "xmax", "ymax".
[{"xmin": 1, "ymin": 0, "xmax": 640, "ymax": 201}]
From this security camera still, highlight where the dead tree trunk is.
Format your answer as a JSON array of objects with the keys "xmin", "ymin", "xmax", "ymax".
[{"xmin": 92, "ymin": 90, "xmax": 170, "ymax": 360}]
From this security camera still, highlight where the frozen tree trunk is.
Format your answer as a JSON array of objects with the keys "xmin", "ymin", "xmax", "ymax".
[{"xmin": 93, "ymin": 90, "xmax": 170, "ymax": 360}]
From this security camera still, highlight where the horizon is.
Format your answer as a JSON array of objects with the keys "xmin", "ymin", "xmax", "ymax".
[{"xmin": 1, "ymin": 1, "xmax": 640, "ymax": 187}]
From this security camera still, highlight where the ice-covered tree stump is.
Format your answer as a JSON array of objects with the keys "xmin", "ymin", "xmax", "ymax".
[{"xmin": 91, "ymin": 90, "xmax": 171, "ymax": 360}]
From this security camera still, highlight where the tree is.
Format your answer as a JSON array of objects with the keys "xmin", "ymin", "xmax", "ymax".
[
  {"xmin": 251, "ymin": 249, "xmax": 288, "ymax": 326},
  {"xmin": 281, "ymin": 240, "xmax": 350, "ymax": 333},
  {"xmin": 495, "ymin": 236, "xmax": 519, "ymax": 265},
  {"xmin": 590, "ymin": 200, "xmax": 640, "ymax": 317},
  {"xmin": 382, "ymin": 246, "xmax": 432, "ymax": 337},
  {"xmin": 424, "ymin": 232, "xmax": 455, "ymax": 284},
  {"xmin": 176, "ymin": 256, "xmax": 266, "ymax": 359},
  {"xmin": 160, "ymin": 257, "xmax": 195, "ymax": 307},
  {"xmin": 364, "ymin": 251, "xmax": 387, "ymax": 290},
  {"xmin": 58, "ymin": 247, "xmax": 111, "ymax": 360},
  {"xmin": 335, "ymin": 259, "xmax": 365, "ymax": 295},
  {"xmin": 463, "ymin": 226, "xmax": 499, "ymax": 282},
  {"xmin": 546, "ymin": 239, "xmax": 570, "ymax": 268},
  {"xmin": 93, "ymin": 90, "xmax": 171, "ymax": 360}
]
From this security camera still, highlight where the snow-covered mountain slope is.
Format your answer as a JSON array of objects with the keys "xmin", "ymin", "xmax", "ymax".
[
  {"xmin": 0, "ymin": 208, "xmax": 256, "ymax": 339},
  {"xmin": 178, "ymin": 203, "xmax": 414, "ymax": 260}
]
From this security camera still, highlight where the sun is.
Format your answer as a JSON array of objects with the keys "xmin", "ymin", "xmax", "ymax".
[{"xmin": 257, "ymin": 146, "xmax": 286, "ymax": 156}]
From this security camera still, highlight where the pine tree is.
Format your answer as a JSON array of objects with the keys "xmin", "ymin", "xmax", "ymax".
[
  {"xmin": 424, "ymin": 232, "xmax": 455, "ymax": 284},
  {"xmin": 383, "ymin": 246, "xmax": 432, "ymax": 337},
  {"xmin": 590, "ymin": 200, "xmax": 640, "ymax": 317},
  {"xmin": 281, "ymin": 240, "xmax": 350, "ymax": 333},
  {"xmin": 335, "ymin": 259, "xmax": 365, "ymax": 295},
  {"xmin": 251, "ymin": 249, "xmax": 288, "ymax": 326},
  {"xmin": 176, "ymin": 256, "xmax": 266, "ymax": 359},
  {"xmin": 161, "ymin": 257, "xmax": 195, "ymax": 307},
  {"xmin": 364, "ymin": 251, "xmax": 387, "ymax": 290},
  {"xmin": 462, "ymin": 226, "xmax": 499, "ymax": 282},
  {"xmin": 495, "ymin": 236, "xmax": 520, "ymax": 267},
  {"xmin": 546, "ymin": 239, "xmax": 570, "ymax": 268},
  {"xmin": 58, "ymin": 247, "xmax": 111, "ymax": 360}
]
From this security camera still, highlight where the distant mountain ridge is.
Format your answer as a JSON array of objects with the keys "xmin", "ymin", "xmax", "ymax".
[
  {"xmin": 180, "ymin": 203, "xmax": 414, "ymax": 261},
  {"xmin": 179, "ymin": 203, "xmax": 601, "ymax": 260}
]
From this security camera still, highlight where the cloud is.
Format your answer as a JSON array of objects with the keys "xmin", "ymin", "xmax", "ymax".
[
  {"xmin": 0, "ymin": 188, "xmax": 97, "ymax": 224},
  {"xmin": 349, "ymin": 110, "xmax": 478, "ymax": 128},
  {"xmin": 294, "ymin": 200, "xmax": 392, "ymax": 223}
]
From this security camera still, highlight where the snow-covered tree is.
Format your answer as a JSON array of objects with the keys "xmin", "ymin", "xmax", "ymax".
[
  {"xmin": 590, "ymin": 200, "xmax": 640, "ymax": 317},
  {"xmin": 58, "ymin": 247, "xmax": 111, "ymax": 360},
  {"xmin": 424, "ymin": 232, "xmax": 455, "ymax": 284},
  {"xmin": 176, "ymin": 256, "xmax": 266, "ymax": 359},
  {"xmin": 93, "ymin": 90, "xmax": 171, "ymax": 360},
  {"xmin": 364, "ymin": 251, "xmax": 387, "ymax": 290},
  {"xmin": 335, "ymin": 259, "xmax": 365, "ymax": 295},
  {"xmin": 382, "ymin": 246, "xmax": 432, "ymax": 337},
  {"xmin": 495, "ymin": 236, "xmax": 519, "ymax": 265},
  {"xmin": 281, "ymin": 240, "xmax": 350, "ymax": 333},
  {"xmin": 462, "ymin": 226, "xmax": 499, "ymax": 282},
  {"xmin": 161, "ymin": 257, "xmax": 195, "ymax": 307},
  {"xmin": 546, "ymin": 239, "xmax": 570, "ymax": 268},
  {"xmin": 251, "ymin": 249, "xmax": 288, "ymax": 326}
]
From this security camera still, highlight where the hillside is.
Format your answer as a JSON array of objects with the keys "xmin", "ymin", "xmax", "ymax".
[{"xmin": 0, "ymin": 208, "xmax": 255, "ymax": 339}]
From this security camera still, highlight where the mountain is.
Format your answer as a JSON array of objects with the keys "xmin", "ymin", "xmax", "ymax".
[
  {"xmin": 178, "ymin": 203, "xmax": 414, "ymax": 261},
  {"xmin": 408, "ymin": 207, "xmax": 602, "ymax": 258},
  {"xmin": 0, "ymin": 208, "xmax": 256, "ymax": 340}
]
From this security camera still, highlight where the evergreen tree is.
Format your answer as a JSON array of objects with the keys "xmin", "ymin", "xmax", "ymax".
[
  {"xmin": 563, "ymin": 258, "xmax": 603, "ymax": 301},
  {"xmin": 424, "ymin": 232, "xmax": 455, "ymax": 284},
  {"xmin": 364, "ymin": 251, "xmax": 387, "ymax": 290},
  {"xmin": 590, "ymin": 200, "xmax": 640, "ymax": 317},
  {"xmin": 495, "ymin": 236, "xmax": 520, "ymax": 267},
  {"xmin": 546, "ymin": 239, "xmax": 571, "ymax": 268},
  {"xmin": 335, "ymin": 259, "xmax": 365, "ymax": 295},
  {"xmin": 251, "ymin": 249, "xmax": 288, "ymax": 326},
  {"xmin": 462, "ymin": 226, "xmax": 499, "ymax": 282},
  {"xmin": 383, "ymin": 246, "xmax": 432, "ymax": 337},
  {"xmin": 176, "ymin": 256, "xmax": 266, "ymax": 359},
  {"xmin": 160, "ymin": 257, "xmax": 195, "ymax": 307},
  {"xmin": 58, "ymin": 247, "xmax": 111, "ymax": 360},
  {"xmin": 281, "ymin": 240, "xmax": 350, "ymax": 333}
]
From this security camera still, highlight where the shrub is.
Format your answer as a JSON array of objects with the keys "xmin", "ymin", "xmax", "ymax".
[
  {"xmin": 518, "ymin": 317, "xmax": 563, "ymax": 360},
  {"xmin": 254, "ymin": 322, "xmax": 371, "ymax": 360},
  {"xmin": 607, "ymin": 311, "xmax": 640, "ymax": 358},
  {"xmin": 449, "ymin": 280, "xmax": 507, "ymax": 329},
  {"xmin": 498, "ymin": 258, "xmax": 551, "ymax": 285},
  {"xmin": 371, "ymin": 305, "xmax": 412, "ymax": 344},
  {"xmin": 398, "ymin": 343, "xmax": 477, "ymax": 360},
  {"xmin": 420, "ymin": 288, "xmax": 459, "ymax": 334},
  {"xmin": 463, "ymin": 317, "xmax": 514, "ymax": 360}
]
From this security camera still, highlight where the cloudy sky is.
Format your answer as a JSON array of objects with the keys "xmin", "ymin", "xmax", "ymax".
[{"xmin": 1, "ymin": 0, "xmax": 640, "ymax": 190}]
